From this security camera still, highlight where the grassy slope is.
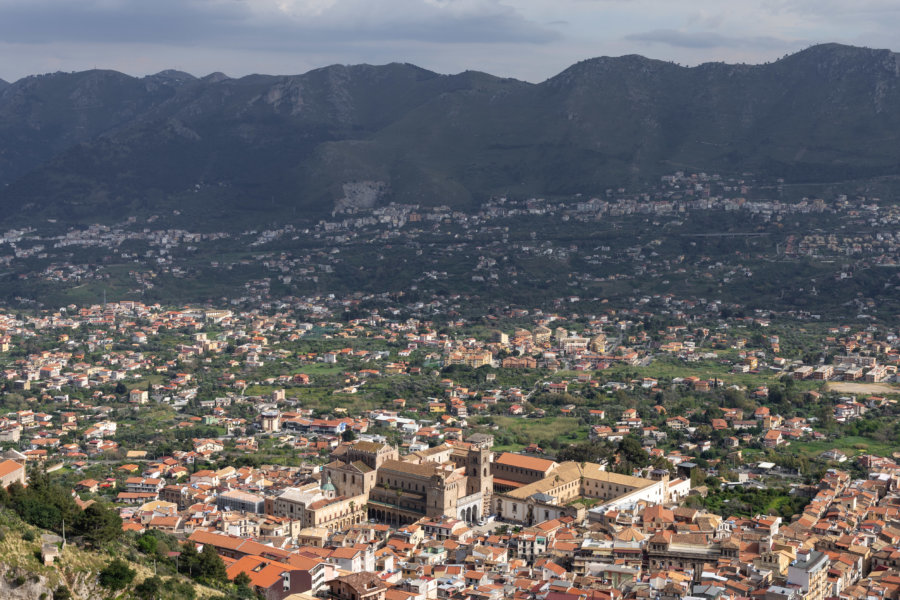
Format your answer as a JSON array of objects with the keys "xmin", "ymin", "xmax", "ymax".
[{"xmin": 0, "ymin": 510, "xmax": 219, "ymax": 599}]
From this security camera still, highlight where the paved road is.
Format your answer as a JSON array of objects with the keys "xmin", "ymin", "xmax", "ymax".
[{"xmin": 470, "ymin": 519, "xmax": 505, "ymax": 536}]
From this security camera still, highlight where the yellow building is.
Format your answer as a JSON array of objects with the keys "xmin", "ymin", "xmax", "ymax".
[
  {"xmin": 269, "ymin": 484, "xmax": 367, "ymax": 533},
  {"xmin": 496, "ymin": 461, "xmax": 667, "ymax": 525},
  {"xmin": 367, "ymin": 444, "xmax": 492, "ymax": 526}
]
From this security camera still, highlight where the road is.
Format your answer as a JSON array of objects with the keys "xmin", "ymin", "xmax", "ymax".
[{"xmin": 470, "ymin": 519, "xmax": 505, "ymax": 536}]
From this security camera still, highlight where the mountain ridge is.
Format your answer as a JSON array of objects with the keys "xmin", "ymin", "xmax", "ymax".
[{"xmin": 1, "ymin": 43, "xmax": 899, "ymax": 224}]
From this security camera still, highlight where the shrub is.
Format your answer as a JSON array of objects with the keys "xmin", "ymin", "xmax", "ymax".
[
  {"xmin": 53, "ymin": 586, "xmax": 71, "ymax": 600},
  {"xmin": 98, "ymin": 559, "xmax": 136, "ymax": 591},
  {"xmin": 134, "ymin": 576, "xmax": 162, "ymax": 600},
  {"xmin": 163, "ymin": 578, "xmax": 196, "ymax": 600}
]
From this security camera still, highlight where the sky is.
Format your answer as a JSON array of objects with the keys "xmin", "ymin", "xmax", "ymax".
[{"xmin": 0, "ymin": 0, "xmax": 898, "ymax": 83}]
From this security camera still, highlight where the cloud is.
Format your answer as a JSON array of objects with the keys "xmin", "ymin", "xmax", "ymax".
[
  {"xmin": 763, "ymin": 0, "xmax": 900, "ymax": 18},
  {"xmin": 686, "ymin": 10, "xmax": 725, "ymax": 29},
  {"xmin": 0, "ymin": 0, "xmax": 898, "ymax": 83},
  {"xmin": 0, "ymin": 0, "xmax": 560, "ymax": 47},
  {"xmin": 624, "ymin": 29, "xmax": 796, "ymax": 50}
]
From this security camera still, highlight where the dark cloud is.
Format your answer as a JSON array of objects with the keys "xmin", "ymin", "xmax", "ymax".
[
  {"xmin": 0, "ymin": 0, "xmax": 243, "ymax": 44},
  {"xmin": 2, "ymin": 0, "xmax": 891, "ymax": 83},
  {"xmin": 0, "ymin": 0, "xmax": 559, "ymax": 48}
]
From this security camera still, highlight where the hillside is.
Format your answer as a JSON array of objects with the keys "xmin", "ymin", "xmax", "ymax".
[
  {"xmin": 0, "ymin": 44, "xmax": 899, "ymax": 224},
  {"xmin": 0, "ymin": 513, "xmax": 219, "ymax": 599}
]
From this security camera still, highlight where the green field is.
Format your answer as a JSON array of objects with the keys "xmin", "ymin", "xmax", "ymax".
[
  {"xmin": 784, "ymin": 435, "xmax": 895, "ymax": 459},
  {"xmin": 487, "ymin": 416, "xmax": 587, "ymax": 453},
  {"xmin": 698, "ymin": 485, "xmax": 810, "ymax": 518}
]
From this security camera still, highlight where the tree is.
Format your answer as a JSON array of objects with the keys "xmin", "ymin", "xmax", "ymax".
[
  {"xmin": 556, "ymin": 441, "xmax": 613, "ymax": 464},
  {"xmin": 615, "ymin": 435, "xmax": 649, "ymax": 473},
  {"xmin": 4, "ymin": 469, "xmax": 80, "ymax": 535},
  {"xmin": 137, "ymin": 532, "xmax": 158, "ymax": 555},
  {"xmin": 690, "ymin": 467, "xmax": 707, "ymax": 488},
  {"xmin": 650, "ymin": 456, "xmax": 675, "ymax": 475},
  {"xmin": 74, "ymin": 503, "xmax": 122, "ymax": 547},
  {"xmin": 98, "ymin": 559, "xmax": 136, "ymax": 591},
  {"xmin": 14, "ymin": 498, "xmax": 62, "ymax": 531},
  {"xmin": 197, "ymin": 543, "xmax": 228, "ymax": 583},
  {"xmin": 705, "ymin": 405, "xmax": 724, "ymax": 420},
  {"xmin": 134, "ymin": 576, "xmax": 162, "ymax": 600},
  {"xmin": 53, "ymin": 586, "xmax": 72, "ymax": 600},
  {"xmin": 233, "ymin": 571, "xmax": 256, "ymax": 598},
  {"xmin": 178, "ymin": 542, "xmax": 199, "ymax": 576},
  {"xmin": 694, "ymin": 424, "xmax": 713, "ymax": 439}
]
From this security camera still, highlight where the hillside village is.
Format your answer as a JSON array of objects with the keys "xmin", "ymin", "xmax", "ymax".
[
  {"xmin": 3, "ymin": 38, "xmax": 900, "ymax": 600},
  {"xmin": 1, "ymin": 171, "xmax": 900, "ymax": 326},
  {"xmin": 0, "ymin": 295, "xmax": 898, "ymax": 599}
]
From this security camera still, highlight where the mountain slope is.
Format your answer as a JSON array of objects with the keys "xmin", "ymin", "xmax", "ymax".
[
  {"xmin": 314, "ymin": 44, "xmax": 900, "ymax": 205},
  {"xmin": 0, "ymin": 70, "xmax": 188, "ymax": 187},
  {"xmin": 1, "ymin": 44, "xmax": 899, "ymax": 224}
]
